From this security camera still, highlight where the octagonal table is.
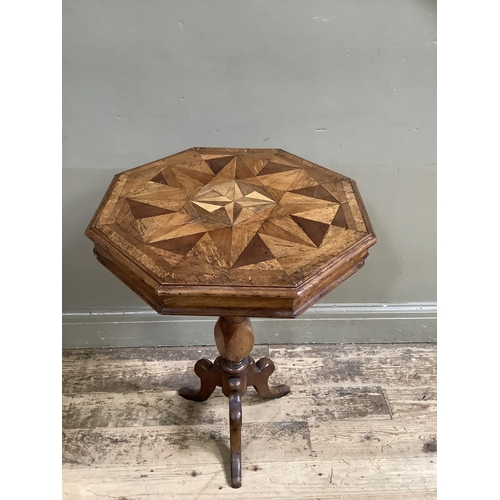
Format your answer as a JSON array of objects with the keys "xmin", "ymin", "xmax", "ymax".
[{"xmin": 85, "ymin": 147, "xmax": 377, "ymax": 487}]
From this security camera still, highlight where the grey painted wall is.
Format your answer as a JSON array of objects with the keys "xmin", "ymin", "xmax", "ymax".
[{"xmin": 62, "ymin": 0, "xmax": 436, "ymax": 346}]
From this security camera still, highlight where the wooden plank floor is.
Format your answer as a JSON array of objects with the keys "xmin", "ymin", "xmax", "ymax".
[{"xmin": 62, "ymin": 344, "xmax": 437, "ymax": 499}]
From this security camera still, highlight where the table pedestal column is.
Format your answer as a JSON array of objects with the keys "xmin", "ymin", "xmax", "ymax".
[{"xmin": 178, "ymin": 316, "xmax": 290, "ymax": 488}]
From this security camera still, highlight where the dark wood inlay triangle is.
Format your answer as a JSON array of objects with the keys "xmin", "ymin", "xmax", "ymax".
[
  {"xmin": 205, "ymin": 156, "xmax": 235, "ymax": 175},
  {"xmin": 126, "ymin": 199, "xmax": 174, "ymax": 219},
  {"xmin": 174, "ymin": 167, "xmax": 215, "ymax": 185},
  {"xmin": 290, "ymin": 185, "xmax": 339, "ymax": 203},
  {"xmin": 149, "ymin": 232, "xmax": 205, "ymax": 255},
  {"xmin": 234, "ymin": 157, "xmax": 256, "ymax": 180},
  {"xmin": 151, "ymin": 172, "xmax": 168, "ymax": 185},
  {"xmin": 290, "ymin": 215, "xmax": 330, "ymax": 248},
  {"xmin": 258, "ymin": 161, "xmax": 300, "ymax": 176},
  {"xmin": 259, "ymin": 220, "xmax": 315, "ymax": 247},
  {"xmin": 232, "ymin": 234, "xmax": 274, "ymax": 268},
  {"xmin": 331, "ymin": 205, "xmax": 348, "ymax": 229}
]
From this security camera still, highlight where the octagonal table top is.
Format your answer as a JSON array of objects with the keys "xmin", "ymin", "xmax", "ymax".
[{"xmin": 86, "ymin": 148, "xmax": 376, "ymax": 317}]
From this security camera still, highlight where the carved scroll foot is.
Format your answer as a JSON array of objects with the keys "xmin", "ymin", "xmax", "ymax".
[
  {"xmin": 178, "ymin": 358, "xmax": 222, "ymax": 402},
  {"xmin": 248, "ymin": 357, "xmax": 291, "ymax": 399}
]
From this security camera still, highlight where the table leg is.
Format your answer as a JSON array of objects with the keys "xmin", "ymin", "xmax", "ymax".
[
  {"xmin": 248, "ymin": 357, "xmax": 291, "ymax": 399},
  {"xmin": 178, "ymin": 358, "xmax": 222, "ymax": 402},
  {"xmin": 228, "ymin": 377, "xmax": 243, "ymax": 488},
  {"xmin": 177, "ymin": 316, "xmax": 290, "ymax": 488}
]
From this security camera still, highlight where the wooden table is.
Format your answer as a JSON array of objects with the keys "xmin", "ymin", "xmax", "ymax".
[{"xmin": 85, "ymin": 147, "xmax": 377, "ymax": 488}]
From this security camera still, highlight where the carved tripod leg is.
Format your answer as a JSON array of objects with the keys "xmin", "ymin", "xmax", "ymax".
[
  {"xmin": 178, "ymin": 358, "xmax": 222, "ymax": 402},
  {"xmin": 228, "ymin": 378, "xmax": 243, "ymax": 488},
  {"xmin": 179, "ymin": 317, "xmax": 289, "ymax": 488},
  {"xmin": 248, "ymin": 357, "xmax": 290, "ymax": 399}
]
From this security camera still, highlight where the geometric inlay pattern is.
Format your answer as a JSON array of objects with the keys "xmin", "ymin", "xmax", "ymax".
[
  {"xmin": 94, "ymin": 148, "xmax": 372, "ymax": 287},
  {"xmin": 191, "ymin": 179, "xmax": 276, "ymax": 226}
]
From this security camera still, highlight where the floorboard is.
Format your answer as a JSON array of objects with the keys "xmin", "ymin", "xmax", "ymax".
[{"xmin": 62, "ymin": 343, "xmax": 437, "ymax": 499}]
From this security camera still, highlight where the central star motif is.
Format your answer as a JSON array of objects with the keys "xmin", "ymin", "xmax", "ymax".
[{"xmin": 190, "ymin": 179, "xmax": 276, "ymax": 226}]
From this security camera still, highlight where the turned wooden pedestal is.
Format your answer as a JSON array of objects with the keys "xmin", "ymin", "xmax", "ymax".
[
  {"xmin": 178, "ymin": 317, "xmax": 289, "ymax": 488},
  {"xmin": 86, "ymin": 147, "xmax": 376, "ymax": 487}
]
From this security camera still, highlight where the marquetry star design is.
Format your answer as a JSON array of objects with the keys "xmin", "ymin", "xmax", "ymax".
[
  {"xmin": 95, "ymin": 148, "xmax": 371, "ymax": 286},
  {"xmin": 191, "ymin": 179, "xmax": 276, "ymax": 226}
]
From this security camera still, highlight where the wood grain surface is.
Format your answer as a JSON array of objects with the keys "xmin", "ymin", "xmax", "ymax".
[
  {"xmin": 62, "ymin": 343, "xmax": 437, "ymax": 498},
  {"xmin": 85, "ymin": 148, "xmax": 376, "ymax": 317}
]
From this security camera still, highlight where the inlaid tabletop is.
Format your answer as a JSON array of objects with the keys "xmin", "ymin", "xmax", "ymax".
[{"xmin": 89, "ymin": 148, "xmax": 375, "ymax": 289}]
